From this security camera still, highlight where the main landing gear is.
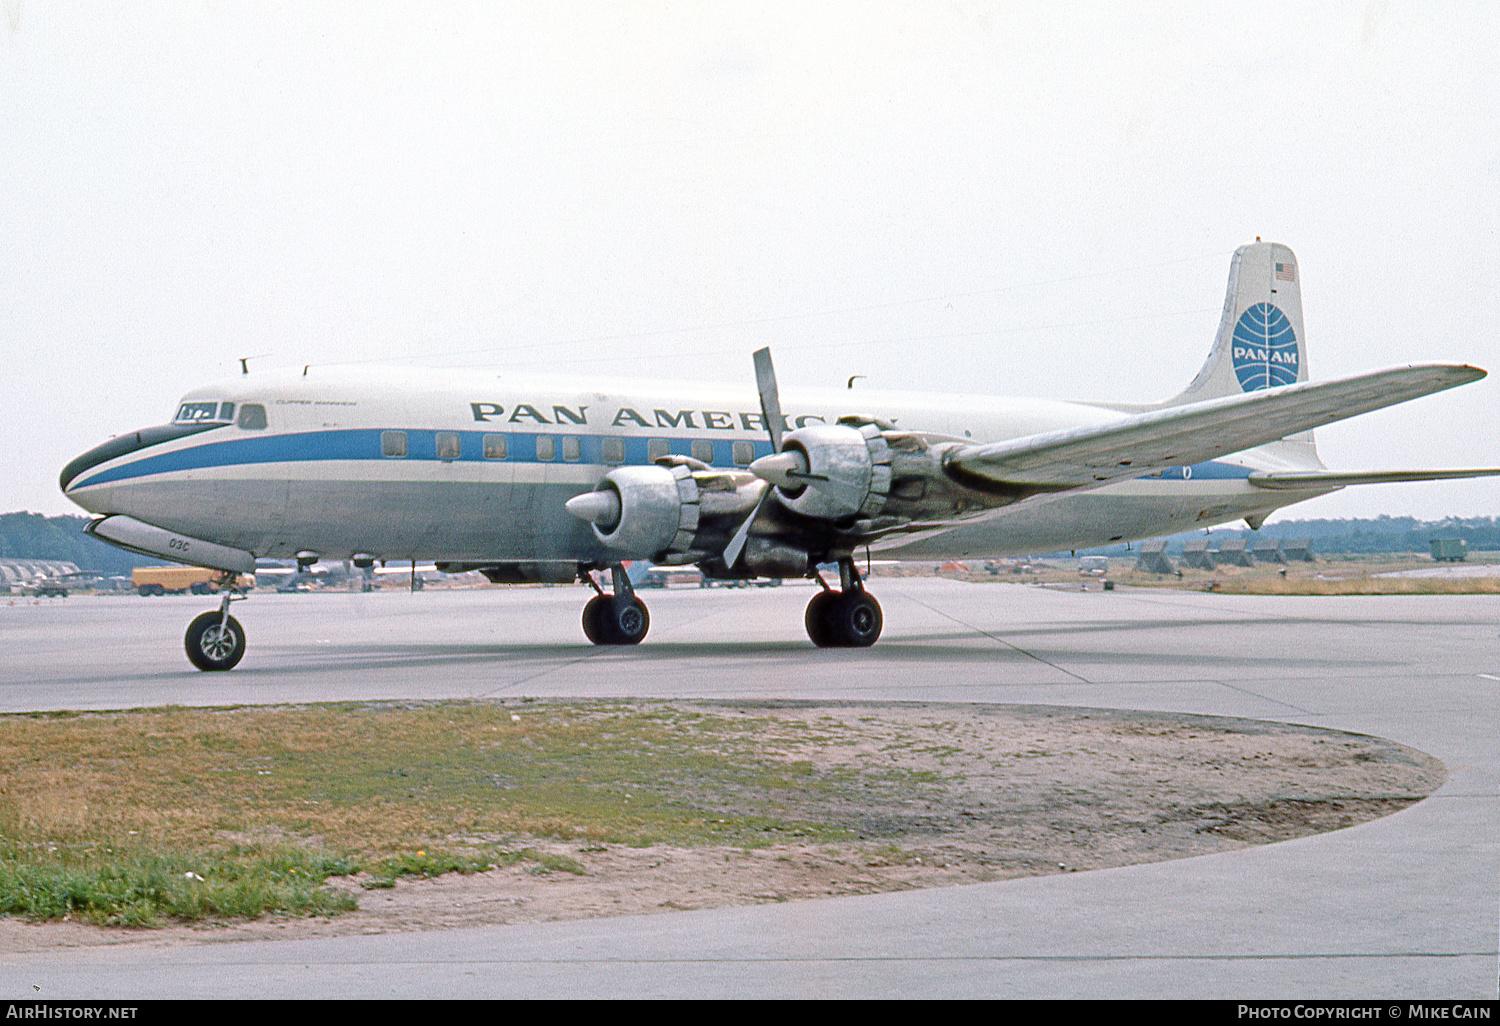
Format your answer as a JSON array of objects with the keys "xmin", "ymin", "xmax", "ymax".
[
  {"xmin": 805, "ymin": 559, "xmax": 883, "ymax": 648},
  {"xmin": 185, "ymin": 580, "xmax": 248, "ymax": 671},
  {"xmin": 581, "ymin": 564, "xmax": 650, "ymax": 645}
]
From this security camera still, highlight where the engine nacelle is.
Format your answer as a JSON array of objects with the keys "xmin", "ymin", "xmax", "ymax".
[
  {"xmin": 767, "ymin": 423, "xmax": 891, "ymax": 521},
  {"xmin": 568, "ymin": 465, "xmax": 701, "ymax": 559}
]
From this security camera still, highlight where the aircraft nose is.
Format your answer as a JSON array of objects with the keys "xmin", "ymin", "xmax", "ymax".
[
  {"xmin": 60, "ymin": 443, "xmax": 114, "ymax": 513},
  {"xmin": 61, "ymin": 435, "xmax": 134, "ymax": 495},
  {"xmin": 59, "ymin": 421, "xmax": 220, "ymax": 501}
]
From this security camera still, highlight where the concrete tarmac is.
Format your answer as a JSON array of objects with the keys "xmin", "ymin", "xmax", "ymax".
[{"xmin": 1, "ymin": 579, "xmax": 1496, "ymax": 998}]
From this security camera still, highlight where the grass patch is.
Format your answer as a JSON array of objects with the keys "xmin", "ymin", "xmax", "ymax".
[
  {"xmin": 1204, "ymin": 576, "xmax": 1500, "ymax": 596},
  {"xmin": 0, "ymin": 841, "xmax": 358, "ymax": 926},
  {"xmin": 0, "ymin": 700, "xmax": 943, "ymax": 925},
  {"xmin": 935, "ymin": 553, "xmax": 1500, "ymax": 595}
]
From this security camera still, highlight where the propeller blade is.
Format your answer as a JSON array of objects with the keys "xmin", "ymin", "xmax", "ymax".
[
  {"xmin": 753, "ymin": 347, "xmax": 785, "ymax": 452},
  {"xmin": 722, "ymin": 483, "xmax": 771, "ymax": 569},
  {"xmin": 725, "ymin": 349, "xmax": 790, "ymax": 570}
]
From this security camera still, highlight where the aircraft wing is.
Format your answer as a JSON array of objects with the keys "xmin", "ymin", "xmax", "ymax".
[
  {"xmin": 1247, "ymin": 468, "xmax": 1500, "ymax": 489},
  {"xmin": 944, "ymin": 364, "xmax": 1485, "ymax": 492}
]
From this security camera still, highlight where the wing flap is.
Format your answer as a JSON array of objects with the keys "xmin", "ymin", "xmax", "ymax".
[
  {"xmin": 946, "ymin": 364, "xmax": 1485, "ymax": 491},
  {"xmin": 1248, "ymin": 468, "xmax": 1500, "ymax": 490}
]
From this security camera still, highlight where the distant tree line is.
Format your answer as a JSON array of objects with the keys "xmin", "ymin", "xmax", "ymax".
[
  {"xmin": 0, "ymin": 513, "xmax": 164, "ymax": 573},
  {"xmin": 1072, "ymin": 516, "xmax": 1500, "ymax": 557}
]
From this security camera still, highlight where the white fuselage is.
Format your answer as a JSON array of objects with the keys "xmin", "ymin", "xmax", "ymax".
[{"xmin": 62, "ymin": 366, "xmax": 1329, "ymax": 564}]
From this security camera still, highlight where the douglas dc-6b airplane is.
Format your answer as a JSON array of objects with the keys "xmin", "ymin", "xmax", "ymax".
[{"xmin": 60, "ymin": 242, "xmax": 1500, "ymax": 669}]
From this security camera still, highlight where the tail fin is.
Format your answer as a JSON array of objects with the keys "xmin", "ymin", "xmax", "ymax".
[{"xmin": 1171, "ymin": 241, "xmax": 1308, "ymax": 405}]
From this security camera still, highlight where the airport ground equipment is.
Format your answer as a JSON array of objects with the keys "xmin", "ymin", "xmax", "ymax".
[
  {"xmin": 132, "ymin": 565, "xmax": 223, "ymax": 596},
  {"xmin": 1430, "ymin": 538, "xmax": 1468, "ymax": 562}
]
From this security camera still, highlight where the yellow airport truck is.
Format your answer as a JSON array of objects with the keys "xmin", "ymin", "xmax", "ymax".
[{"xmin": 132, "ymin": 566, "xmax": 238, "ymax": 596}]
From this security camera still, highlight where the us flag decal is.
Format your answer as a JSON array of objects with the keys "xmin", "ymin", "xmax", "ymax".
[{"xmin": 1275, "ymin": 262, "xmax": 1296, "ymax": 282}]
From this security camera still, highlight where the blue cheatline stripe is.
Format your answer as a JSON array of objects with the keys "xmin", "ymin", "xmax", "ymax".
[
  {"xmin": 1148, "ymin": 464, "xmax": 1252, "ymax": 481},
  {"xmin": 70, "ymin": 429, "xmax": 781, "ymax": 489},
  {"xmin": 70, "ymin": 426, "xmax": 1256, "ymax": 489}
]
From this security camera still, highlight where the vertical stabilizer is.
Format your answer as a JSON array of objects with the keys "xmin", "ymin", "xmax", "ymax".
[
  {"xmin": 1171, "ymin": 241, "xmax": 1307, "ymax": 405},
  {"xmin": 1168, "ymin": 241, "xmax": 1320, "ymax": 469}
]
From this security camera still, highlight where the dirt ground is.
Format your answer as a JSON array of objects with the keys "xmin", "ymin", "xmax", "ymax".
[{"xmin": 0, "ymin": 702, "xmax": 1445, "ymax": 952}]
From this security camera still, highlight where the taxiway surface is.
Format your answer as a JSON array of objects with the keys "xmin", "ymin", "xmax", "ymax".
[{"xmin": 1, "ymin": 579, "xmax": 1496, "ymax": 998}]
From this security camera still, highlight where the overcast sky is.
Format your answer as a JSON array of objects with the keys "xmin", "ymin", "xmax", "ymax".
[{"xmin": 4, "ymin": 2, "xmax": 1497, "ymax": 521}]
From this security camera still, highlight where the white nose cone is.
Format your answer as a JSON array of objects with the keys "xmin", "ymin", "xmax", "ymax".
[
  {"xmin": 564, "ymin": 490, "xmax": 621, "ymax": 529},
  {"xmin": 748, "ymin": 451, "xmax": 807, "ymax": 489}
]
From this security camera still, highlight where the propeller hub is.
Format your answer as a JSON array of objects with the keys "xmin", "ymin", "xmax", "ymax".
[
  {"xmin": 564, "ymin": 490, "xmax": 621, "ymax": 530},
  {"xmin": 748, "ymin": 450, "xmax": 809, "ymax": 490}
]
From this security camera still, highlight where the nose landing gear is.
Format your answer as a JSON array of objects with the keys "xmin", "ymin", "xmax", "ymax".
[
  {"xmin": 185, "ymin": 578, "xmax": 249, "ymax": 671},
  {"xmin": 805, "ymin": 559, "xmax": 883, "ymax": 648}
]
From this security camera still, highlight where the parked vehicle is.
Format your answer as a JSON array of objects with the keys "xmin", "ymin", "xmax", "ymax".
[{"xmin": 132, "ymin": 566, "xmax": 238, "ymax": 596}]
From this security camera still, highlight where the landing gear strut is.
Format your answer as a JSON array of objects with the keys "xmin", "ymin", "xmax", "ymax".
[
  {"xmin": 581, "ymin": 564, "xmax": 650, "ymax": 645},
  {"xmin": 805, "ymin": 558, "xmax": 882, "ymax": 648},
  {"xmin": 185, "ymin": 577, "xmax": 248, "ymax": 671}
]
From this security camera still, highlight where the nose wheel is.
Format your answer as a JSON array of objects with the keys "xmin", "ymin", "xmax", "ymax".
[
  {"xmin": 185, "ymin": 612, "xmax": 245, "ymax": 671},
  {"xmin": 184, "ymin": 578, "xmax": 249, "ymax": 671}
]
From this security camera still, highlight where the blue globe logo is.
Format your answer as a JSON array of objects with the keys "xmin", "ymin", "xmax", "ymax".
[{"xmin": 1231, "ymin": 303, "xmax": 1298, "ymax": 391}]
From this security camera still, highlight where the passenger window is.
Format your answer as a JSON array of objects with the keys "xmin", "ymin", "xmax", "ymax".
[
  {"xmin": 691, "ymin": 439, "xmax": 714, "ymax": 464},
  {"xmin": 732, "ymin": 440, "xmax": 755, "ymax": 466},
  {"xmin": 237, "ymin": 404, "xmax": 268, "ymax": 430},
  {"xmin": 435, "ymin": 432, "xmax": 461, "ymax": 461},
  {"xmin": 483, "ymin": 433, "xmax": 508, "ymax": 459},
  {"xmin": 381, "ymin": 431, "xmax": 408, "ymax": 458},
  {"xmin": 601, "ymin": 437, "xmax": 625, "ymax": 464},
  {"xmin": 561, "ymin": 436, "xmax": 581, "ymax": 462},
  {"xmin": 647, "ymin": 438, "xmax": 670, "ymax": 462},
  {"xmin": 536, "ymin": 436, "xmax": 555, "ymax": 461}
]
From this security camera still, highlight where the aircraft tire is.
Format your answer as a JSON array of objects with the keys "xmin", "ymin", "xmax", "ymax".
[
  {"xmin": 804, "ymin": 591, "xmax": 840, "ymax": 647},
  {"xmin": 607, "ymin": 597, "xmax": 650, "ymax": 645},
  {"xmin": 184, "ymin": 611, "xmax": 246, "ymax": 671},
  {"xmin": 581, "ymin": 595, "xmax": 613, "ymax": 644},
  {"xmin": 826, "ymin": 591, "xmax": 882, "ymax": 648},
  {"xmin": 582, "ymin": 595, "xmax": 650, "ymax": 645}
]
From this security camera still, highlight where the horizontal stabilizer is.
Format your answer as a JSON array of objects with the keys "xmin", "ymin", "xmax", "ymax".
[
  {"xmin": 946, "ymin": 364, "xmax": 1486, "ymax": 492},
  {"xmin": 1248, "ymin": 468, "xmax": 1500, "ymax": 490}
]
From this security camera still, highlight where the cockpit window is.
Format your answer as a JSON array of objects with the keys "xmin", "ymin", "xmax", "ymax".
[
  {"xmin": 237, "ymin": 404, "xmax": 267, "ymax": 430},
  {"xmin": 175, "ymin": 401, "xmax": 225, "ymax": 424}
]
